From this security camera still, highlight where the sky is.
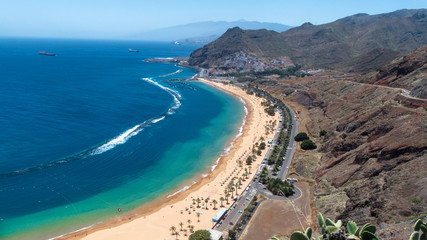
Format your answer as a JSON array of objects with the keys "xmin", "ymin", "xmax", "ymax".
[{"xmin": 0, "ymin": 0, "xmax": 426, "ymax": 39}]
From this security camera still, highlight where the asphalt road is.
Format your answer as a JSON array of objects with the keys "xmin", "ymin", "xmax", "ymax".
[
  {"xmin": 278, "ymin": 104, "xmax": 298, "ymax": 181},
  {"xmin": 216, "ymin": 105, "xmax": 299, "ymax": 233}
]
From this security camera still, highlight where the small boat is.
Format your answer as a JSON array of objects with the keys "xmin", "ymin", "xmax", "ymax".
[
  {"xmin": 128, "ymin": 48, "xmax": 139, "ymax": 53},
  {"xmin": 39, "ymin": 51, "xmax": 56, "ymax": 56}
]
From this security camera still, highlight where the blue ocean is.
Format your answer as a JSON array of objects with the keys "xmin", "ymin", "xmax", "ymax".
[{"xmin": 0, "ymin": 38, "xmax": 244, "ymax": 239}]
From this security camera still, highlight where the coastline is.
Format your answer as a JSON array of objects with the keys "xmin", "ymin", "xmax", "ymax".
[{"xmin": 58, "ymin": 78, "xmax": 280, "ymax": 240}]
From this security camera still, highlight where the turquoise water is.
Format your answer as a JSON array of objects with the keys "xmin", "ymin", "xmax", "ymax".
[{"xmin": 0, "ymin": 38, "xmax": 244, "ymax": 239}]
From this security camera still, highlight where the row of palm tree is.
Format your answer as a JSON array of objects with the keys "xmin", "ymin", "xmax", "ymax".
[
  {"xmin": 170, "ymin": 220, "xmax": 196, "ymax": 239},
  {"xmin": 192, "ymin": 197, "xmax": 221, "ymax": 210}
]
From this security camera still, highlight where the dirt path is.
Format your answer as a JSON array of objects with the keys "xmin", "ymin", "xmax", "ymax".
[{"xmin": 240, "ymin": 182, "xmax": 312, "ymax": 240}]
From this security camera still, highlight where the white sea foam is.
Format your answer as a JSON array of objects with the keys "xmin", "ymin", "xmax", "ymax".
[
  {"xmin": 167, "ymin": 185, "xmax": 191, "ymax": 198},
  {"xmin": 221, "ymin": 98, "xmax": 248, "ymax": 157},
  {"xmin": 49, "ymin": 224, "xmax": 95, "ymax": 240},
  {"xmin": 211, "ymin": 157, "xmax": 221, "ymax": 172},
  {"xmin": 91, "ymin": 125, "xmax": 142, "ymax": 156},
  {"xmin": 88, "ymin": 78, "xmax": 181, "ymax": 157},
  {"xmin": 152, "ymin": 116, "xmax": 165, "ymax": 123},
  {"xmin": 143, "ymin": 77, "xmax": 182, "ymax": 115}
]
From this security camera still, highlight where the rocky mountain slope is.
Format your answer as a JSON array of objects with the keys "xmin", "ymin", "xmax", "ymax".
[
  {"xmin": 189, "ymin": 9, "xmax": 427, "ymax": 71},
  {"xmin": 359, "ymin": 46, "xmax": 427, "ymax": 99},
  {"xmin": 257, "ymin": 58, "xmax": 427, "ymax": 228},
  {"xmin": 188, "ymin": 27, "xmax": 287, "ymax": 67}
]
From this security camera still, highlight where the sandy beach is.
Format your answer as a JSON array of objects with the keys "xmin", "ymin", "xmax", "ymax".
[{"xmin": 61, "ymin": 78, "xmax": 279, "ymax": 240}]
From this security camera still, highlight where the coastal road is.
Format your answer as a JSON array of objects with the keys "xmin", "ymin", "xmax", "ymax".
[
  {"xmin": 215, "ymin": 104, "xmax": 299, "ymax": 234},
  {"xmin": 278, "ymin": 104, "xmax": 298, "ymax": 181}
]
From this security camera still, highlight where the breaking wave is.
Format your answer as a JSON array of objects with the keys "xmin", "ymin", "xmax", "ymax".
[{"xmin": 1, "ymin": 78, "xmax": 181, "ymax": 179}]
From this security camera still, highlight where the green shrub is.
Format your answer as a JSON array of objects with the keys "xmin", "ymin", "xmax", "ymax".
[
  {"xmin": 301, "ymin": 139, "xmax": 317, "ymax": 150},
  {"xmin": 320, "ymin": 130, "xmax": 327, "ymax": 136},
  {"xmin": 189, "ymin": 230, "xmax": 211, "ymax": 240},
  {"xmin": 294, "ymin": 132, "xmax": 309, "ymax": 141}
]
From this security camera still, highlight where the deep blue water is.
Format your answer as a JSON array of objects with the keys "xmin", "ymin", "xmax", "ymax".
[{"xmin": 0, "ymin": 38, "xmax": 244, "ymax": 239}]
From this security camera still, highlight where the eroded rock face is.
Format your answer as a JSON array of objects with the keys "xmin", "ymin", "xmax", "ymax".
[
  {"xmin": 290, "ymin": 77, "xmax": 427, "ymax": 225},
  {"xmin": 360, "ymin": 45, "xmax": 427, "ymax": 99}
]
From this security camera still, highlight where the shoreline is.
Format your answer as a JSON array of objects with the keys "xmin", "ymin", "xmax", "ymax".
[{"xmin": 58, "ymin": 78, "xmax": 279, "ymax": 240}]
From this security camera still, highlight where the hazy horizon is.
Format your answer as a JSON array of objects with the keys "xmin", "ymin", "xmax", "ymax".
[{"xmin": 1, "ymin": 0, "xmax": 426, "ymax": 40}]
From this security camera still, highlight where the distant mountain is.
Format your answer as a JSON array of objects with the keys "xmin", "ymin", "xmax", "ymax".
[
  {"xmin": 189, "ymin": 9, "xmax": 427, "ymax": 71},
  {"xmin": 129, "ymin": 20, "xmax": 292, "ymax": 44}
]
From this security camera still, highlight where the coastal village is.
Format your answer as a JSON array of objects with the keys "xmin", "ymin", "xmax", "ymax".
[{"xmin": 208, "ymin": 51, "xmax": 294, "ymax": 75}]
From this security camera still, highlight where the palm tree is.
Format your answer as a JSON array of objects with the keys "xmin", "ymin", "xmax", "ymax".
[
  {"xmin": 242, "ymin": 173, "xmax": 247, "ymax": 181},
  {"xmin": 170, "ymin": 226, "xmax": 176, "ymax": 235},
  {"xmin": 235, "ymin": 182, "xmax": 239, "ymax": 195},
  {"xmin": 219, "ymin": 197, "xmax": 224, "ymax": 207},
  {"xmin": 192, "ymin": 198, "xmax": 195, "ymax": 205},
  {"xmin": 204, "ymin": 198, "xmax": 209, "ymax": 210},
  {"xmin": 245, "ymin": 168, "xmax": 249, "ymax": 177},
  {"xmin": 190, "ymin": 225, "xmax": 194, "ymax": 233},
  {"xmin": 230, "ymin": 187, "xmax": 235, "ymax": 198},
  {"xmin": 196, "ymin": 212, "xmax": 201, "ymax": 222},
  {"xmin": 238, "ymin": 178, "xmax": 242, "ymax": 188},
  {"xmin": 225, "ymin": 194, "xmax": 230, "ymax": 204},
  {"xmin": 174, "ymin": 231, "xmax": 180, "ymax": 240},
  {"xmin": 212, "ymin": 199, "xmax": 218, "ymax": 210},
  {"xmin": 249, "ymin": 166, "xmax": 252, "ymax": 174},
  {"xmin": 179, "ymin": 222, "xmax": 184, "ymax": 231},
  {"xmin": 196, "ymin": 198, "xmax": 201, "ymax": 208},
  {"xmin": 187, "ymin": 219, "xmax": 191, "ymax": 228}
]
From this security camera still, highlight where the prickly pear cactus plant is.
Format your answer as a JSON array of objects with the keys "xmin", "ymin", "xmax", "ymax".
[
  {"xmin": 410, "ymin": 219, "xmax": 427, "ymax": 240},
  {"xmin": 292, "ymin": 213, "xmax": 379, "ymax": 240}
]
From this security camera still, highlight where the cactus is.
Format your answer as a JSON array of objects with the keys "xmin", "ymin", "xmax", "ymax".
[
  {"xmin": 360, "ymin": 231, "xmax": 378, "ymax": 240},
  {"xmin": 291, "ymin": 231, "xmax": 309, "ymax": 240},
  {"xmin": 318, "ymin": 213, "xmax": 326, "ymax": 228},
  {"xmin": 410, "ymin": 219, "xmax": 427, "ymax": 240},
  {"xmin": 305, "ymin": 227, "xmax": 313, "ymax": 240},
  {"xmin": 410, "ymin": 232, "xmax": 420, "ymax": 240},
  {"xmin": 347, "ymin": 221, "xmax": 358, "ymax": 235},
  {"xmin": 292, "ymin": 212, "xmax": 381, "ymax": 240}
]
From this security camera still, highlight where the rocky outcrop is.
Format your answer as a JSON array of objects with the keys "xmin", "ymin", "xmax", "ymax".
[{"xmin": 360, "ymin": 45, "xmax": 427, "ymax": 99}]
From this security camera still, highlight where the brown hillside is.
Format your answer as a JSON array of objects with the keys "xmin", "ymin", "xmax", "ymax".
[
  {"xmin": 260, "ymin": 70, "xmax": 427, "ymax": 227},
  {"xmin": 359, "ymin": 45, "xmax": 427, "ymax": 99},
  {"xmin": 189, "ymin": 9, "xmax": 427, "ymax": 72}
]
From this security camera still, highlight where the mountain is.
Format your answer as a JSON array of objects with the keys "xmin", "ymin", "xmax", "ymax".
[
  {"xmin": 189, "ymin": 9, "xmax": 427, "ymax": 71},
  {"xmin": 255, "ymin": 47, "xmax": 427, "ymax": 229},
  {"xmin": 188, "ymin": 27, "xmax": 288, "ymax": 67},
  {"xmin": 129, "ymin": 20, "xmax": 292, "ymax": 44},
  {"xmin": 359, "ymin": 46, "xmax": 427, "ymax": 99}
]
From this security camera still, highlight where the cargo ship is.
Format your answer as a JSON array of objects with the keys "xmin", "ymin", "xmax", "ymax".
[
  {"xmin": 128, "ymin": 48, "xmax": 139, "ymax": 53},
  {"xmin": 39, "ymin": 51, "xmax": 56, "ymax": 56}
]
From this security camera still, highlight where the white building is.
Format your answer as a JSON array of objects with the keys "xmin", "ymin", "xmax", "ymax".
[{"xmin": 208, "ymin": 229, "xmax": 224, "ymax": 240}]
